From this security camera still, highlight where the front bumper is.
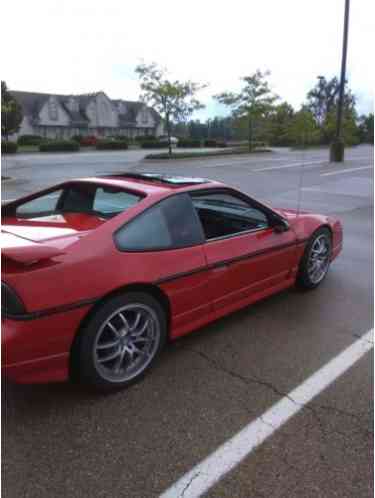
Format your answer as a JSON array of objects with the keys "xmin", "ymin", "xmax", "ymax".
[{"xmin": 331, "ymin": 219, "xmax": 343, "ymax": 261}]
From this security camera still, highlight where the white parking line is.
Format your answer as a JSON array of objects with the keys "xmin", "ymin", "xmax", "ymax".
[
  {"xmin": 160, "ymin": 329, "xmax": 373, "ymax": 498},
  {"xmin": 321, "ymin": 165, "xmax": 373, "ymax": 177},
  {"xmin": 253, "ymin": 160, "xmax": 326, "ymax": 172}
]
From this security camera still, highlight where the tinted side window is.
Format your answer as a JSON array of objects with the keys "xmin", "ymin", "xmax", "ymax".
[
  {"xmin": 191, "ymin": 191, "xmax": 269, "ymax": 240},
  {"xmin": 115, "ymin": 194, "xmax": 204, "ymax": 251}
]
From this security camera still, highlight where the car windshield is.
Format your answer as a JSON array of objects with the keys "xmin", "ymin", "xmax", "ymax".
[{"xmin": 8, "ymin": 184, "xmax": 143, "ymax": 220}]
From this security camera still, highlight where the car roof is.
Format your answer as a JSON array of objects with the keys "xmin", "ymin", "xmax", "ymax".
[{"xmin": 78, "ymin": 172, "xmax": 219, "ymax": 196}]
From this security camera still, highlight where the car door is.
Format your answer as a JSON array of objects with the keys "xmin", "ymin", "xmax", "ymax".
[
  {"xmin": 190, "ymin": 189, "xmax": 298, "ymax": 312},
  {"xmin": 113, "ymin": 193, "xmax": 212, "ymax": 335}
]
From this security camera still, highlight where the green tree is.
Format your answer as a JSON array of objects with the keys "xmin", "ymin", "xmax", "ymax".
[
  {"xmin": 358, "ymin": 113, "xmax": 374, "ymax": 143},
  {"xmin": 171, "ymin": 121, "xmax": 188, "ymax": 139},
  {"xmin": 266, "ymin": 102, "xmax": 295, "ymax": 146},
  {"xmin": 135, "ymin": 63, "xmax": 206, "ymax": 155},
  {"xmin": 1, "ymin": 81, "xmax": 23, "ymax": 140},
  {"xmin": 188, "ymin": 120, "xmax": 207, "ymax": 140},
  {"xmin": 306, "ymin": 75, "xmax": 356, "ymax": 144},
  {"xmin": 215, "ymin": 70, "xmax": 278, "ymax": 151},
  {"xmin": 288, "ymin": 108, "xmax": 320, "ymax": 147},
  {"xmin": 323, "ymin": 107, "xmax": 360, "ymax": 146}
]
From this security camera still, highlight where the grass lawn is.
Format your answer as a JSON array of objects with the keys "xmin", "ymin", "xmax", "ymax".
[
  {"xmin": 17, "ymin": 145, "xmax": 40, "ymax": 153},
  {"xmin": 145, "ymin": 147, "xmax": 272, "ymax": 160}
]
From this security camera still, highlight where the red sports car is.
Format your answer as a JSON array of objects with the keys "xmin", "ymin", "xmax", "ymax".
[{"xmin": 1, "ymin": 173, "xmax": 343, "ymax": 390}]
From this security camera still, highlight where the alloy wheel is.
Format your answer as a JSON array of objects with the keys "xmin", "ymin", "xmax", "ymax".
[
  {"xmin": 307, "ymin": 234, "xmax": 331, "ymax": 285},
  {"xmin": 93, "ymin": 303, "xmax": 160, "ymax": 383}
]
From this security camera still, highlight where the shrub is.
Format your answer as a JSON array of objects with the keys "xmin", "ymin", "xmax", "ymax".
[
  {"xmin": 252, "ymin": 141, "xmax": 267, "ymax": 148},
  {"xmin": 135, "ymin": 135, "xmax": 156, "ymax": 142},
  {"xmin": 204, "ymin": 139, "xmax": 218, "ymax": 147},
  {"xmin": 109, "ymin": 135, "xmax": 128, "ymax": 141},
  {"xmin": 216, "ymin": 140, "xmax": 228, "ymax": 148},
  {"xmin": 17, "ymin": 134, "xmax": 43, "ymax": 146},
  {"xmin": 140, "ymin": 140, "xmax": 167, "ymax": 149},
  {"xmin": 39, "ymin": 140, "xmax": 80, "ymax": 152},
  {"xmin": 203, "ymin": 139, "xmax": 228, "ymax": 148},
  {"xmin": 80, "ymin": 135, "xmax": 97, "ymax": 146},
  {"xmin": 96, "ymin": 139, "xmax": 128, "ymax": 150},
  {"xmin": 177, "ymin": 139, "xmax": 201, "ymax": 148},
  {"xmin": 1, "ymin": 141, "xmax": 18, "ymax": 154}
]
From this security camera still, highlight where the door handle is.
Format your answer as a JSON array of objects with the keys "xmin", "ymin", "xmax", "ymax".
[{"xmin": 212, "ymin": 262, "xmax": 229, "ymax": 272}]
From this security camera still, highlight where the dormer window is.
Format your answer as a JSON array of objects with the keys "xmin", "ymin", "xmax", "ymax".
[
  {"xmin": 141, "ymin": 108, "xmax": 148, "ymax": 124},
  {"xmin": 101, "ymin": 100, "xmax": 109, "ymax": 114},
  {"xmin": 117, "ymin": 102, "xmax": 126, "ymax": 114},
  {"xmin": 67, "ymin": 97, "xmax": 79, "ymax": 113},
  {"xmin": 48, "ymin": 98, "xmax": 58, "ymax": 121}
]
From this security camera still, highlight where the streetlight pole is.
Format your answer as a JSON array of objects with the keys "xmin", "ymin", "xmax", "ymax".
[{"xmin": 330, "ymin": 0, "xmax": 350, "ymax": 162}]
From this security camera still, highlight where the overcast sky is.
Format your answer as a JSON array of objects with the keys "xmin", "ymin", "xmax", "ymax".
[{"xmin": 2, "ymin": 0, "xmax": 374, "ymax": 120}]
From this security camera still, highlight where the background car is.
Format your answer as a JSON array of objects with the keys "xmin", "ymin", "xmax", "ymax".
[
  {"xmin": 1, "ymin": 173, "xmax": 343, "ymax": 391},
  {"xmin": 158, "ymin": 135, "xmax": 178, "ymax": 146}
]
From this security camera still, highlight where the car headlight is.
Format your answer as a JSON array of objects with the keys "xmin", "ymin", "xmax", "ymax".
[{"xmin": 1, "ymin": 282, "xmax": 26, "ymax": 316}]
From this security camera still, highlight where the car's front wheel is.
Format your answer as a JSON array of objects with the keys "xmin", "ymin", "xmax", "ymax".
[
  {"xmin": 296, "ymin": 227, "xmax": 332, "ymax": 290},
  {"xmin": 77, "ymin": 292, "xmax": 167, "ymax": 391}
]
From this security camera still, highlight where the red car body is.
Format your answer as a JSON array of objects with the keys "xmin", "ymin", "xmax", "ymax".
[{"xmin": 1, "ymin": 174, "xmax": 343, "ymax": 384}]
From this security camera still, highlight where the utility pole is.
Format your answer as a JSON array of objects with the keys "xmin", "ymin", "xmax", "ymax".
[{"xmin": 330, "ymin": 0, "xmax": 350, "ymax": 162}]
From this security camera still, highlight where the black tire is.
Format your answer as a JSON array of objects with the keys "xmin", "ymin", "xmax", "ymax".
[
  {"xmin": 296, "ymin": 227, "xmax": 332, "ymax": 290},
  {"xmin": 76, "ymin": 292, "xmax": 167, "ymax": 392}
]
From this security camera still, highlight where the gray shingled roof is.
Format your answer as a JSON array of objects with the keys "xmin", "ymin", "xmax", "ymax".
[
  {"xmin": 113, "ymin": 99, "xmax": 161, "ymax": 127},
  {"xmin": 10, "ymin": 91, "xmax": 161, "ymax": 128},
  {"xmin": 9, "ymin": 91, "xmax": 50, "ymax": 123}
]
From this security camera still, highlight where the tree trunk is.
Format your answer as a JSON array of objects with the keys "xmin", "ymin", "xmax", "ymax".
[
  {"xmin": 166, "ymin": 115, "xmax": 172, "ymax": 157},
  {"xmin": 248, "ymin": 113, "xmax": 253, "ymax": 152}
]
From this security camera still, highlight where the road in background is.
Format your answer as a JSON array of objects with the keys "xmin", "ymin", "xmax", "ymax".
[{"xmin": 2, "ymin": 145, "xmax": 373, "ymax": 498}]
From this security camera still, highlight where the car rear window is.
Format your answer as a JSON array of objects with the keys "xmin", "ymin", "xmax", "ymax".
[{"xmin": 12, "ymin": 183, "xmax": 142, "ymax": 220}]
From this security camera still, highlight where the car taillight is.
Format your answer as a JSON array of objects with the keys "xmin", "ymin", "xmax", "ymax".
[{"xmin": 1, "ymin": 282, "xmax": 26, "ymax": 316}]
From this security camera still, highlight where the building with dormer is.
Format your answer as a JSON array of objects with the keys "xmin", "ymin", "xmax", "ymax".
[{"xmin": 10, "ymin": 90, "xmax": 164, "ymax": 139}]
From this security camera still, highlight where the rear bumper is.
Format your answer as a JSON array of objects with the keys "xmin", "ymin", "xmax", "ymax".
[
  {"xmin": 2, "ymin": 305, "xmax": 91, "ymax": 384},
  {"xmin": 3, "ymin": 352, "xmax": 69, "ymax": 384}
]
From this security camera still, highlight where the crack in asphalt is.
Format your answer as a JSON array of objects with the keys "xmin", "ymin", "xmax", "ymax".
[
  {"xmin": 180, "ymin": 471, "xmax": 202, "ymax": 498},
  {"xmin": 184, "ymin": 347, "xmax": 372, "ymax": 440}
]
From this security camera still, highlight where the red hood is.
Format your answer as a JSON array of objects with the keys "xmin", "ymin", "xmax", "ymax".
[{"xmin": 273, "ymin": 207, "xmax": 309, "ymax": 220}]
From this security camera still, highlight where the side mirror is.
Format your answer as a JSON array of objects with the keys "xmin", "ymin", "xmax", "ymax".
[{"xmin": 271, "ymin": 217, "xmax": 289, "ymax": 233}]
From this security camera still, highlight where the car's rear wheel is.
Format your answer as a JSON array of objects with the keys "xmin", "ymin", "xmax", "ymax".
[
  {"xmin": 297, "ymin": 227, "xmax": 332, "ymax": 290},
  {"xmin": 77, "ymin": 292, "xmax": 167, "ymax": 391}
]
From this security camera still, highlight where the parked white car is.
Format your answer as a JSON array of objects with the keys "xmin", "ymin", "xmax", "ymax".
[{"xmin": 158, "ymin": 135, "xmax": 178, "ymax": 146}]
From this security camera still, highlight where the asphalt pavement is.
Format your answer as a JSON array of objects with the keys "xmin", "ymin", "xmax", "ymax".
[{"xmin": 2, "ymin": 145, "xmax": 374, "ymax": 498}]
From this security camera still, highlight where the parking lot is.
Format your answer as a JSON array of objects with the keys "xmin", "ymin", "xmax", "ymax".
[{"xmin": 2, "ymin": 145, "xmax": 373, "ymax": 498}]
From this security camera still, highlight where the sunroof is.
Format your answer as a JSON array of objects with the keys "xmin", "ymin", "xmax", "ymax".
[{"xmin": 103, "ymin": 172, "xmax": 211, "ymax": 187}]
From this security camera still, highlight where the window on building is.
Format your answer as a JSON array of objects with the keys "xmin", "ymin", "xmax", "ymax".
[
  {"xmin": 141, "ymin": 108, "xmax": 148, "ymax": 124},
  {"xmin": 48, "ymin": 98, "xmax": 58, "ymax": 121},
  {"xmin": 68, "ymin": 98, "xmax": 79, "ymax": 113}
]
